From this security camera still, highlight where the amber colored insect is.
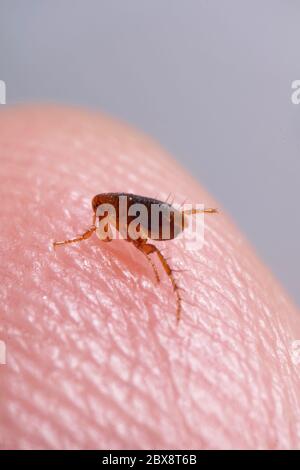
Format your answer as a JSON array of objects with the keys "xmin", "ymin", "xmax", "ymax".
[{"xmin": 53, "ymin": 192, "xmax": 218, "ymax": 322}]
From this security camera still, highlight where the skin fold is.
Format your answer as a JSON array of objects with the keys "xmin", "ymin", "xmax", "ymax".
[{"xmin": 0, "ymin": 105, "xmax": 299, "ymax": 450}]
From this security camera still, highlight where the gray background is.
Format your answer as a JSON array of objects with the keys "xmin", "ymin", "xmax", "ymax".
[{"xmin": 1, "ymin": 1, "xmax": 299, "ymax": 306}]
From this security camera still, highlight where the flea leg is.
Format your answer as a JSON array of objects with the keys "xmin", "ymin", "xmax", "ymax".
[
  {"xmin": 132, "ymin": 239, "xmax": 160, "ymax": 284},
  {"xmin": 53, "ymin": 225, "xmax": 96, "ymax": 247},
  {"xmin": 182, "ymin": 208, "xmax": 218, "ymax": 216},
  {"xmin": 134, "ymin": 239, "xmax": 181, "ymax": 323}
]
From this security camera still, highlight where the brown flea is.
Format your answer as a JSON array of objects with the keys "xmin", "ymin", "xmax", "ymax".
[{"xmin": 53, "ymin": 193, "xmax": 218, "ymax": 323}]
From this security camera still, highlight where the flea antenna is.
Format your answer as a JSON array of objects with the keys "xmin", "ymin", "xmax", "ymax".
[
  {"xmin": 178, "ymin": 198, "xmax": 188, "ymax": 210},
  {"xmin": 165, "ymin": 192, "xmax": 172, "ymax": 203}
]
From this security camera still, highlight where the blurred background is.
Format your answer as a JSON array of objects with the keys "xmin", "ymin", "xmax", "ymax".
[{"xmin": 1, "ymin": 1, "xmax": 299, "ymax": 306}]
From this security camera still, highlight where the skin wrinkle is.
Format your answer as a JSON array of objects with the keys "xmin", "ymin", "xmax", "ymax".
[
  {"xmin": 1, "ymin": 105, "xmax": 300, "ymax": 449},
  {"xmin": 144, "ymin": 330, "xmax": 187, "ymax": 440}
]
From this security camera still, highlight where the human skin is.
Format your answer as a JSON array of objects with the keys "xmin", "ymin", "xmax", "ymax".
[{"xmin": 0, "ymin": 105, "xmax": 299, "ymax": 450}]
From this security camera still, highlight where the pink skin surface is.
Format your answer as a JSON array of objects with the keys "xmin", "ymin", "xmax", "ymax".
[{"xmin": 0, "ymin": 105, "xmax": 300, "ymax": 450}]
